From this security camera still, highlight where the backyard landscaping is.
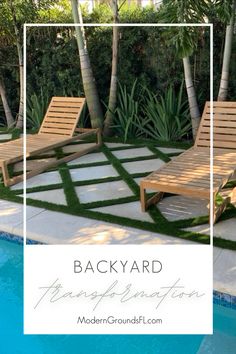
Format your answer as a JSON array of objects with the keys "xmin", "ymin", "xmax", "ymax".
[
  {"xmin": 0, "ymin": 2, "xmax": 236, "ymax": 249},
  {"xmin": 0, "ymin": 131, "xmax": 235, "ymax": 249}
]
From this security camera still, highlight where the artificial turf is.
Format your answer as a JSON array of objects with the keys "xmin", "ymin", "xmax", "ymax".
[{"xmin": 0, "ymin": 135, "xmax": 236, "ymax": 249}]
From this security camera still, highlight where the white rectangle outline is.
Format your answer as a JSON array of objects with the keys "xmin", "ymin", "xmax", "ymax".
[{"xmin": 23, "ymin": 22, "xmax": 213, "ymax": 334}]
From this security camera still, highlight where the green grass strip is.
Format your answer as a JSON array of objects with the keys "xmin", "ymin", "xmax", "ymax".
[
  {"xmin": 103, "ymin": 136, "xmax": 192, "ymax": 149},
  {"xmin": 101, "ymin": 145, "xmax": 140, "ymax": 195},
  {"xmin": 12, "ymin": 183, "xmax": 64, "ymax": 195},
  {"xmin": 73, "ymin": 175, "xmax": 122, "ymax": 187},
  {"xmin": 147, "ymin": 205, "xmax": 170, "ymax": 224},
  {"xmin": 147, "ymin": 145, "xmax": 171, "ymax": 163},
  {"xmin": 58, "ymin": 165, "xmax": 80, "ymax": 208},
  {"xmin": 106, "ymin": 144, "xmax": 145, "ymax": 152},
  {"xmin": 67, "ymin": 160, "xmax": 110, "ymax": 170},
  {"xmin": 82, "ymin": 195, "xmax": 139, "ymax": 209}
]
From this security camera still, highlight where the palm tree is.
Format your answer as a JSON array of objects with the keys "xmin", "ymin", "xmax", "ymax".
[
  {"xmin": 103, "ymin": 0, "xmax": 119, "ymax": 136},
  {"xmin": 217, "ymin": 0, "xmax": 236, "ymax": 101},
  {"xmin": 159, "ymin": 0, "xmax": 208, "ymax": 139},
  {"xmin": 183, "ymin": 56, "xmax": 200, "ymax": 138},
  {"xmin": 71, "ymin": 0, "xmax": 103, "ymax": 128}
]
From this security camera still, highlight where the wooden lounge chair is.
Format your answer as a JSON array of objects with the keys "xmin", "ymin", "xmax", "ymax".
[
  {"xmin": 0, "ymin": 96, "xmax": 102, "ymax": 187},
  {"xmin": 140, "ymin": 101, "xmax": 236, "ymax": 223}
]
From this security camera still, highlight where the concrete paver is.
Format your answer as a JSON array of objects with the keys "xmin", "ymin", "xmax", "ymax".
[
  {"xmin": 70, "ymin": 165, "xmax": 119, "ymax": 182},
  {"xmin": 122, "ymin": 158, "xmax": 165, "ymax": 174},
  {"xmin": 10, "ymin": 171, "xmax": 62, "ymax": 190},
  {"xmin": 112, "ymin": 147, "xmax": 154, "ymax": 159},
  {"xmin": 76, "ymin": 180, "xmax": 133, "ymax": 203},
  {"xmin": 93, "ymin": 201, "xmax": 154, "ymax": 223}
]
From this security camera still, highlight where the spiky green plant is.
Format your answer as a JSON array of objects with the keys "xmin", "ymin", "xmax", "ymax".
[
  {"xmin": 26, "ymin": 89, "xmax": 50, "ymax": 131},
  {"xmin": 112, "ymin": 80, "xmax": 144, "ymax": 142},
  {"xmin": 140, "ymin": 82, "xmax": 191, "ymax": 141}
]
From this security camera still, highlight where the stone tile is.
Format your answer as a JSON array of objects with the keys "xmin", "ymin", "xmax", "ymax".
[
  {"xmin": 10, "ymin": 171, "xmax": 62, "ymax": 190},
  {"xmin": 0, "ymin": 134, "xmax": 12, "ymax": 141},
  {"xmin": 105, "ymin": 142, "xmax": 131, "ymax": 148},
  {"xmin": 0, "ymin": 200, "xmax": 44, "ymax": 234},
  {"xmin": 157, "ymin": 147, "xmax": 185, "ymax": 154},
  {"xmin": 122, "ymin": 158, "xmax": 165, "ymax": 174},
  {"xmin": 25, "ymin": 189, "xmax": 67, "ymax": 205},
  {"xmin": 68, "ymin": 152, "xmax": 107, "ymax": 165},
  {"xmin": 70, "ymin": 165, "xmax": 118, "ymax": 182},
  {"xmin": 63, "ymin": 143, "xmax": 95, "ymax": 153},
  {"xmin": 23, "ymin": 208, "xmax": 192, "ymax": 245},
  {"xmin": 157, "ymin": 195, "xmax": 208, "ymax": 221},
  {"xmin": 214, "ymin": 249, "xmax": 236, "ymax": 296},
  {"xmin": 112, "ymin": 147, "xmax": 153, "ymax": 159},
  {"xmin": 213, "ymin": 219, "xmax": 236, "ymax": 241},
  {"xmin": 186, "ymin": 219, "xmax": 236, "ymax": 242},
  {"xmin": 93, "ymin": 201, "xmax": 154, "ymax": 223},
  {"xmin": 13, "ymin": 157, "xmax": 57, "ymax": 172},
  {"xmin": 75, "ymin": 180, "xmax": 133, "ymax": 203},
  {"xmin": 213, "ymin": 247, "xmax": 223, "ymax": 264}
]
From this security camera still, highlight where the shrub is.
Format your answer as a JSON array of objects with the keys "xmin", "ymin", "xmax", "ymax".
[
  {"xmin": 26, "ymin": 89, "xmax": 50, "ymax": 131},
  {"xmin": 112, "ymin": 80, "xmax": 145, "ymax": 142},
  {"xmin": 139, "ymin": 82, "xmax": 191, "ymax": 141}
]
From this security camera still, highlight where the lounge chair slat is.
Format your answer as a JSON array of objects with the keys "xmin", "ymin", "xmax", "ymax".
[
  {"xmin": 141, "ymin": 101, "xmax": 236, "ymax": 223},
  {"xmin": 0, "ymin": 97, "xmax": 102, "ymax": 187}
]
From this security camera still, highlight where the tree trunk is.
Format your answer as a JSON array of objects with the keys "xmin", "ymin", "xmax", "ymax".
[
  {"xmin": 9, "ymin": 0, "xmax": 24, "ymax": 129},
  {"xmin": 16, "ymin": 44, "xmax": 24, "ymax": 129},
  {"xmin": 217, "ymin": 0, "xmax": 236, "ymax": 101},
  {"xmin": 137, "ymin": 0, "xmax": 142, "ymax": 6},
  {"xmin": 103, "ymin": 0, "xmax": 119, "ymax": 136},
  {"xmin": 71, "ymin": 0, "xmax": 103, "ymax": 129},
  {"xmin": 183, "ymin": 56, "xmax": 201, "ymax": 140},
  {"xmin": 0, "ymin": 77, "xmax": 14, "ymax": 128}
]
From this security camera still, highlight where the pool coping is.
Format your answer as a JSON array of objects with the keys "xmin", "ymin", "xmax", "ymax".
[{"xmin": 1, "ymin": 200, "xmax": 236, "ymax": 300}]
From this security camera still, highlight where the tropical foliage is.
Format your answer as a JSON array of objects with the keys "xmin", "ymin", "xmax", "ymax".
[
  {"xmin": 0, "ymin": 0, "xmax": 235, "ymax": 143},
  {"xmin": 112, "ymin": 80, "xmax": 144, "ymax": 141},
  {"xmin": 113, "ymin": 80, "xmax": 191, "ymax": 142}
]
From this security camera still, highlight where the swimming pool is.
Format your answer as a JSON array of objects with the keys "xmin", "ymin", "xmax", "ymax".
[{"xmin": 0, "ymin": 238, "xmax": 236, "ymax": 354}]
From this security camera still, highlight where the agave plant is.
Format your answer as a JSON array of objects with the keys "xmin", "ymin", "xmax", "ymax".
[
  {"xmin": 26, "ymin": 89, "xmax": 50, "ymax": 131},
  {"xmin": 112, "ymin": 80, "xmax": 145, "ymax": 142},
  {"xmin": 140, "ymin": 82, "xmax": 191, "ymax": 141}
]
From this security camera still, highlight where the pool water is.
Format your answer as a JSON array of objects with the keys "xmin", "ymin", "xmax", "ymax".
[{"xmin": 0, "ymin": 239, "xmax": 236, "ymax": 354}]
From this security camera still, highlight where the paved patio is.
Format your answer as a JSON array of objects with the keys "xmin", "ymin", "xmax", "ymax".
[
  {"xmin": 0, "ymin": 134, "xmax": 236, "ymax": 296},
  {"xmin": 0, "ymin": 136, "xmax": 235, "ymax": 246}
]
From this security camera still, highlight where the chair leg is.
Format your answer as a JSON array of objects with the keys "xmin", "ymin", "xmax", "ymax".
[
  {"xmin": 140, "ymin": 185, "xmax": 146, "ymax": 212},
  {"xmin": 140, "ymin": 183, "xmax": 164, "ymax": 212},
  {"xmin": 230, "ymin": 187, "xmax": 236, "ymax": 201},
  {"xmin": 1, "ymin": 162, "xmax": 10, "ymax": 187},
  {"xmin": 146, "ymin": 192, "xmax": 164, "ymax": 209},
  {"xmin": 212, "ymin": 187, "xmax": 236, "ymax": 224},
  {"xmin": 212, "ymin": 194, "xmax": 231, "ymax": 224}
]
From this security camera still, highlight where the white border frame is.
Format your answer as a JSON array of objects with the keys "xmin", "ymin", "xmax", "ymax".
[{"xmin": 23, "ymin": 22, "xmax": 213, "ymax": 334}]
